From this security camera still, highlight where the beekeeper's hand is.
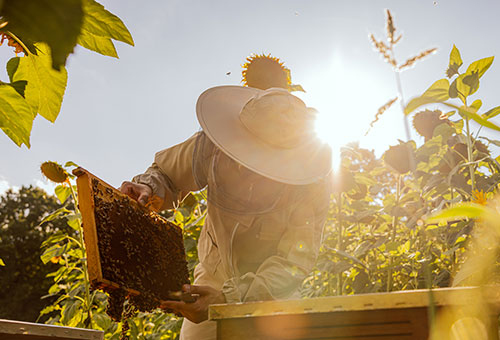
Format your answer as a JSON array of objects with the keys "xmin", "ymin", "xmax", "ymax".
[
  {"xmin": 119, "ymin": 181, "xmax": 152, "ymax": 206},
  {"xmin": 160, "ymin": 284, "xmax": 226, "ymax": 324}
]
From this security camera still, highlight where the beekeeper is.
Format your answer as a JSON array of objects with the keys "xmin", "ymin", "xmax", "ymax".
[{"xmin": 120, "ymin": 85, "xmax": 332, "ymax": 340}]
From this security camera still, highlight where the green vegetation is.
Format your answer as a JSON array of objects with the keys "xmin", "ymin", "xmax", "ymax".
[
  {"xmin": 0, "ymin": 186, "xmax": 70, "ymax": 322},
  {"xmin": 0, "ymin": 0, "xmax": 133, "ymax": 147},
  {"xmin": 302, "ymin": 42, "xmax": 500, "ymax": 297},
  {"xmin": 33, "ymin": 163, "xmax": 204, "ymax": 339}
]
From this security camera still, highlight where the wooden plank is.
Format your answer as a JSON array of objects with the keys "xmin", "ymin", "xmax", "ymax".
[
  {"xmin": 209, "ymin": 286, "xmax": 500, "ymax": 320},
  {"xmin": 0, "ymin": 319, "xmax": 103, "ymax": 340},
  {"xmin": 217, "ymin": 308, "xmax": 428, "ymax": 340},
  {"xmin": 75, "ymin": 171, "xmax": 102, "ymax": 285}
]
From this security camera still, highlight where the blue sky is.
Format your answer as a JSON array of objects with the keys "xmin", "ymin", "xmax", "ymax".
[{"xmin": 1, "ymin": 0, "xmax": 500, "ymax": 193}]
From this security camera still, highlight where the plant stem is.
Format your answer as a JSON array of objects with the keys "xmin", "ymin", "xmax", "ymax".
[
  {"xmin": 387, "ymin": 175, "xmax": 402, "ymax": 292},
  {"xmin": 389, "ymin": 46, "xmax": 415, "ymax": 173},
  {"xmin": 68, "ymin": 182, "xmax": 93, "ymax": 327},
  {"xmin": 394, "ymin": 71, "xmax": 412, "ymax": 142},
  {"xmin": 388, "ymin": 42, "xmax": 412, "ymax": 142},
  {"xmin": 465, "ymin": 117, "xmax": 476, "ymax": 192},
  {"xmin": 5, "ymin": 31, "xmax": 31, "ymax": 55},
  {"xmin": 337, "ymin": 193, "xmax": 344, "ymax": 295}
]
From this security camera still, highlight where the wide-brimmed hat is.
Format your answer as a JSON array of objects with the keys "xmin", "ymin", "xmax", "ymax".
[{"xmin": 196, "ymin": 85, "xmax": 331, "ymax": 185}]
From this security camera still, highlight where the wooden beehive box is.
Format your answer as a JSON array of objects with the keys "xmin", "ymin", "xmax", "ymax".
[
  {"xmin": 209, "ymin": 286, "xmax": 500, "ymax": 340},
  {"xmin": 74, "ymin": 168, "xmax": 189, "ymax": 303},
  {"xmin": 0, "ymin": 319, "xmax": 103, "ymax": 340}
]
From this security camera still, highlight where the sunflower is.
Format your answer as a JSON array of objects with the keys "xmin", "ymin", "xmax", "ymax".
[
  {"xmin": 412, "ymin": 109, "xmax": 450, "ymax": 141},
  {"xmin": 242, "ymin": 53, "xmax": 304, "ymax": 92},
  {"xmin": 472, "ymin": 190, "xmax": 487, "ymax": 205},
  {"xmin": 383, "ymin": 142, "xmax": 415, "ymax": 174},
  {"xmin": 0, "ymin": 33, "xmax": 25, "ymax": 55},
  {"xmin": 40, "ymin": 161, "xmax": 68, "ymax": 183}
]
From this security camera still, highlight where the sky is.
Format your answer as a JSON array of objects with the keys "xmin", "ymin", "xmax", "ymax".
[{"xmin": 1, "ymin": 0, "xmax": 500, "ymax": 194}]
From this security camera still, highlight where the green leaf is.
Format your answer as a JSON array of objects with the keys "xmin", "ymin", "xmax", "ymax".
[
  {"xmin": 422, "ymin": 78, "xmax": 450, "ymax": 99},
  {"xmin": 404, "ymin": 79, "xmax": 449, "ymax": 115},
  {"xmin": 470, "ymin": 99, "xmax": 482, "ymax": 112},
  {"xmin": 0, "ymin": 84, "xmax": 34, "ymax": 147},
  {"xmin": 8, "ymin": 44, "xmax": 68, "ymax": 122},
  {"xmin": 55, "ymin": 185, "xmax": 71, "ymax": 204},
  {"xmin": 76, "ymin": 0, "xmax": 134, "ymax": 57},
  {"xmin": 482, "ymin": 106, "xmax": 500, "ymax": 119},
  {"xmin": 1, "ymin": 0, "xmax": 84, "ymax": 69},
  {"xmin": 449, "ymin": 57, "xmax": 494, "ymax": 103},
  {"xmin": 66, "ymin": 215, "xmax": 81, "ymax": 231},
  {"xmin": 479, "ymin": 136, "xmax": 500, "ymax": 148},
  {"xmin": 327, "ymin": 247, "xmax": 367, "ymax": 269},
  {"xmin": 77, "ymin": 31, "xmax": 117, "ymax": 58},
  {"xmin": 446, "ymin": 45, "xmax": 462, "ymax": 78},
  {"xmin": 455, "ymin": 73, "xmax": 479, "ymax": 101},
  {"xmin": 61, "ymin": 299, "xmax": 81, "ymax": 324},
  {"xmin": 465, "ymin": 56, "xmax": 494, "ymax": 79},
  {"xmin": 6, "ymin": 56, "xmax": 19, "ymax": 80},
  {"xmin": 289, "ymin": 84, "xmax": 305, "ymax": 92},
  {"xmin": 7, "ymin": 80, "xmax": 27, "ymax": 97},
  {"xmin": 81, "ymin": 0, "xmax": 133, "ymax": 45},
  {"xmin": 39, "ymin": 305, "xmax": 58, "ymax": 316},
  {"xmin": 41, "ymin": 232, "xmax": 68, "ymax": 248},
  {"xmin": 128, "ymin": 318, "xmax": 139, "ymax": 338},
  {"xmin": 443, "ymin": 102, "xmax": 500, "ymax": 132},
  {"xmin": 65, "ymin": 161, "xmax": 79, "ymax": 168},
  {"xmin": 449, "ymin": 78, "xmax": 458, "ymax": 99},
  {"xmin": 426, "ymin": 203, "xmax": 491, "ymax": 223},
  {"xmin": 451, "ymin": 119, "xmax": 464, "ymax": 133},
  {"xmin": 40, "ymin": 207, "xmax": 72, "ymax": 224},
  {"xmin": 353, "ymin": 173, "xmax": 377, "ymax": 186},
  {"xmin": 41, "ymin": 243, "xmax": 69, "ymax": 264},
  {"xmin": 433, "ymin": 123, "xmax": 455, "ymax": 142},
  {"xmin": 92, "ymin": 312, "xmax": 111, "ymax": 331}
]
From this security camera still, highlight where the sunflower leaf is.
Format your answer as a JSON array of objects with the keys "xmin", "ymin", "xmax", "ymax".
[
  {"xmin": 405, "ymin": 79, "xmax": 449, "ymax": 115},
  {"xmin": 446, "ymin": 45, "xmax": 462, "ymax": 78},
  {"xmin": 55, "ymin": 185, "xmax": 71, "ymax": 204},
  {"xmin": 77, "ymin": 31, "xmax": 117, "ymax": 57},
  {"xmin": 7, "ymin": 43, "xmax": 67, "ymax": 123},
  {"xmin": 0, "ymin": 84, "xmax": 33, "ymax": 147},
  {"xmin": 1, "ymin": 0, "xmax": 84, "ymax": 69},
  {"xmin": 443, "ymin": 102, "xmax": 500, "ymax": 132},
  {"xmin": 77, "ymin": 0, "xmax": 134, "ymax": 57},
  {"xmin": 465, "ymin": 56, "xmax": 494, "ymax": 79},
  {"xmin": 426, "ymin": 203, "xmax": 496, "ymax": 223},
  {"xmin": 483, "ymin": 106, "xmax": 500, "ymax": 119}
]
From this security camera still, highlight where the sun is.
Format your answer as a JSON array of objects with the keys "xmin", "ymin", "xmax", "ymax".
[
  {"xmin": 299, "ymin": 52, "xmax": 402, "ymax": 170},
  {"xmin": 242, "ymin": 53, "xmax": 291, "ymax": 90}
]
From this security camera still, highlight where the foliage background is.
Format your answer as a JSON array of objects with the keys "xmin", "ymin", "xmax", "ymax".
[{"xmin": 0, "ymin": 186, "xmax": 69, "ymax": 321}]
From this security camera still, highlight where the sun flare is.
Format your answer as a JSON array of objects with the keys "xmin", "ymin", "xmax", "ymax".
[{"xmin": 299, "ymin": 52, "xmax": 404, "ymax": 170}]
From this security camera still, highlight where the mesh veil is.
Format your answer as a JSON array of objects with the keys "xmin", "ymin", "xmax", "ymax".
[{"xmin": 192, "ymin": 131, "xmax": 301, "ymax": 215}]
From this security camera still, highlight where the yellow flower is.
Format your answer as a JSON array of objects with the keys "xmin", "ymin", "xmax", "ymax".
[
  {"xmin": 40, "ymin": 161, "xmax": 68, "ymax": 183},
  {"xmin": 472, "ymin": 190, "xmax": 487, "ymax": 205},
  {"xmin": 50, "ymin": 256, "xmax": 61, "ymax": 264},
  {"xmin": 242, "ymin": 53, "xmax": 291, "ymax": 90}
]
